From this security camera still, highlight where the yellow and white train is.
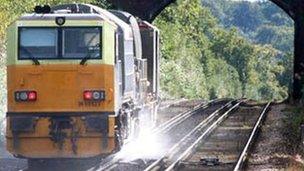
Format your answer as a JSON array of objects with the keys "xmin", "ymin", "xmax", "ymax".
[{"xmin": 6, "ymin": 3, "xmax": 159, "ymax": 159}]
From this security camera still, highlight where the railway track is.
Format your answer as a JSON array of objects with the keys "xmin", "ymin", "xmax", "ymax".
[
  {"xmin": 143, "ymin": 100, "xmax": 244, "ymax": 171},
  {"xmin": 101, "ymin": 99, "xmax": 271, "ymax": 171},
  {"xmin": 156, "ymin": 102, "xmax": 271, "ymax": 171},
  {"xmin": 20, "ymin": 99, "xmax": 270, "ymax": 171},
  {"xmin": 90, "ymin": 99, "xmax": 235, "ymax": 171},
  {"xmin": 20, "ymin": 99, "xmax": 217, "ymax": 171}
]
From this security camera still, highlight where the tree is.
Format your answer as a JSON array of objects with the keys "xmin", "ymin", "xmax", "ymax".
[
  {"xmin": 254, "ymin": 25, "xmax": 293, "ymax": 52},
  {"xmin": 230, "ymin": 2, "xmax": 263, "ymax": 32},
  {"xmin": 106, "ymin": 0, "xmax": 303, "ymax": 101}
]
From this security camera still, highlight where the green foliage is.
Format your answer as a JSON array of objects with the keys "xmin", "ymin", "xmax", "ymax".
[
  {"xmin": 230, "ymin": 2, "xmax": 262, "ymax": 32},
  {"xmin": 160, "ymin": 58, "xmax": 209, "ymax": 99},
  {"xmin": 254, "ymin": 25, "xmax": 293, "ymax": 52},
  {"xmin": 155, "ymin": 0, "xmax": 214, "ymax": 99},
  {"xmin": 155, "ymin": 0, "xmax": 288, "ymax": 101},
  {"xmin": 202, "ymin": 0, "xmax": 294, "ymax": 53},
  {"xmin": 204, "ymin": 57, "xmax": 242, "ymax": 99}
]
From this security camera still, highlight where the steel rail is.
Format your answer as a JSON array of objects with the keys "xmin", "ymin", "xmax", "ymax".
[
  {"xmin": 164, "ymin": 100, "xmax": 244, "ymax": 171},
  {"xmin": 88, "ymin": 100, "xmax": 217, "ymax": 171},
  {"xmin": 233, "ymin": 102, "xmax": 271, "ymax": 171},
  {"xmin": 144, "ymin": 100, "xmax": 238, "ymax": 171},
  {"xmin": 154, "ymin": 98, "xmax": 232, "ymax": 135},
  {"xmin": 89, "ymin": 99, "xmax": 230, "ymax": 171},
  {"xmin": 88, "ymin": 100, "xmax": 215, "ymax": 171},
  {"xmin": 152, "ymin": 99, "xmax": 215, "ymax": 134}
]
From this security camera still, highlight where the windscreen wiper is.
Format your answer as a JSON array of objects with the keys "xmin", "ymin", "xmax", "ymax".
[
  {"xmin": 21, "ymin": 47, "xmax": 40, "ymax": 65},
  {"xmin": 80, "ymin": 53, "xmax": 91, "ymax": 65},
  {"xmin": 80, "ymin": 36, "xmax": 99, "ymax": 65},
  {"xmin": 80, "ymin": 45, "xmax": 99, "ymax": 65}
]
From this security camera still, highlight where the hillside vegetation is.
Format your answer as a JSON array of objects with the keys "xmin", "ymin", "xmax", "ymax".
[
  {"xmin": 201, "ymin": 0, "xmax": 294, "ymax": 91},
  {"xmin": 202, "ymin": 0, "xmax": 293, "ymax": 53},
  {"xmin": 156, "ymin": 0, "xmax": 289, "ymax": 100},
  {"xmin": 0, "ymin": 0, "xmax": 294, "ymax": 141}
]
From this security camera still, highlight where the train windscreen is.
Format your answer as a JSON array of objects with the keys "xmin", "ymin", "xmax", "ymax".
[
  {"xmin": 18, "ymin": 27, "xmax": 102, "ymax": 60},
  {"xmin": 19, "ymin": 28, "xmax": 58, "ymax": 59}
]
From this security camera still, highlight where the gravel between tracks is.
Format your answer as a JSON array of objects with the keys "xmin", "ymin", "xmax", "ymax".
[{"xmin": 246, "ymin": 103, "xmax": 304, "ymax": 170}]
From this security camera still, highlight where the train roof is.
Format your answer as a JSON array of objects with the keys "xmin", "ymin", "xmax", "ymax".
[
  {"xmin": 18, "ymin": 3, "xmax": 133, "ymax": 40},
  {"xmin": 19, "ymin": 13, "xmax": 108, "ymax": 21}
]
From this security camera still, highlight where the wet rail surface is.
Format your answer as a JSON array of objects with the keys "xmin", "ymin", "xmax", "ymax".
[
  {"xmin": 168, "ymin": 102, "xmax": 271, "ymax": 171},
  {"xmin": 5, "ymin": 99, "xmax": 270, "ymax": 171},
  {"xmin": 13, "ymin": 99, "xmax": 212, "ymax": 171},
  {"xmin": 143, "ymin": 100, "xmax": 242, "ymax": 171},
  {"xmin": 95, "ymin": 99, "xmax": 234, "ymax": 171},
  {"xmin": 75, "ymin": 99, "xmax": 231, "ymax": 171}
]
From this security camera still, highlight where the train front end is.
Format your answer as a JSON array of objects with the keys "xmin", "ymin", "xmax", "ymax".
[{"xmin": 6, "ymin": 11, "xmax": 118, "ymax": 158}]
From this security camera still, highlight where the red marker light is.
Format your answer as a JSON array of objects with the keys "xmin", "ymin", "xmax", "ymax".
[
  {"xmin": 28, "ymin": 91, "xmax": 37, "ymax": 101},
  {"xmin": 83, "ymin": 91, "xmax": 93, "ymax": 100},
  {"xmin": 83, "ymin": 90, "xmax": 105, "ymax": 101}
]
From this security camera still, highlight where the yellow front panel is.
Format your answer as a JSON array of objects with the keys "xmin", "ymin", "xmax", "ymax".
[{"xmin": 7, "ymin": 64, "xmax": 115, "ymax": 112}]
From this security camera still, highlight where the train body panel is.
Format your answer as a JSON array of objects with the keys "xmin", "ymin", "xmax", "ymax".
[
  {"xmin": 7, "ymin": 64, "xmax": 115, "ymax": 112},
  {"xmin": 6, "ymin": 3, "xmax": 159, "ymax": 159}
]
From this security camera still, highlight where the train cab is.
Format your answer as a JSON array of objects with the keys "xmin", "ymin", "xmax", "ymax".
[{"xmin": 6, "ymin": 4, "xmax": 159, "ymax": 159}]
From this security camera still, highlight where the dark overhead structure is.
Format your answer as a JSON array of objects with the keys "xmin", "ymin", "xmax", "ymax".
[
  {"xmin": 107, "ymin": 0, "xmax": 304, "ymax": 101},
  {"xmin": 106, "ymin": 0, "xmax": 176, "ymax": 22},
  {"xmin": 270, "ymin": 0, "xmax": 304, "ymax": 101}
]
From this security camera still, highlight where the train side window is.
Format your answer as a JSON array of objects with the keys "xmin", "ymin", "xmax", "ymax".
[{"xmin": 19, "ymin": 28, "xmax": 58, "ymax": 59}]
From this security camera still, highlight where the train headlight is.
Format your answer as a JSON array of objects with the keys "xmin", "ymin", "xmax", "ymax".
[
  {"xmin": 15, "ymin": 91, "xmax": 37, "ymax": 102},
  {"xmin": 93, "ymin": 91, "xmax": 101, "ymax": 100},
  {"xmin": 55, "ymin": 17, "xmax": 65, "ymax": 26},
  {"xmin": 19, "ymin": 92, "xmax": 28, "ymax": 101}
]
